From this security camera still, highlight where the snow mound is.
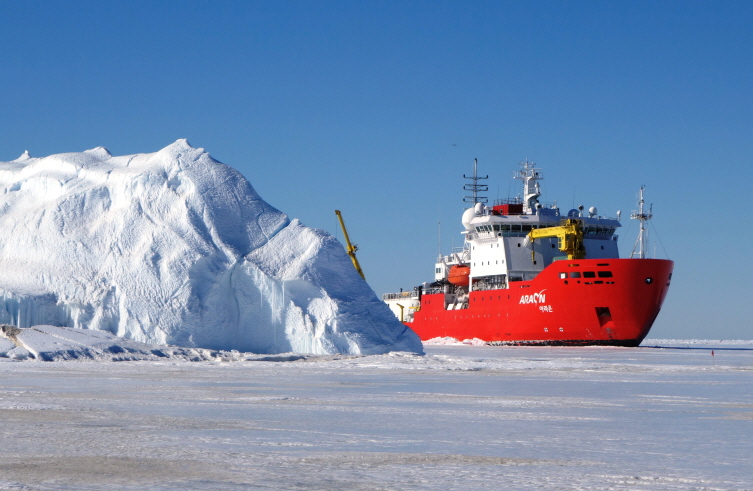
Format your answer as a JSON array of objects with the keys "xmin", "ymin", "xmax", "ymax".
[
  {"xmin": 0, "ymin": 141, "xmax": 422, "ymax": 355},
  {"xmin": 0, "ymin": 324, "xmax": 231, "ymax": 361},
  {"xmin": 423, "ymin": 337, "xmax": 488, "ymax": 346}
]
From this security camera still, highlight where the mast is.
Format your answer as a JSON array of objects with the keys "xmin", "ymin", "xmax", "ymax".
[
  {"xmin": 630, "ymin": 186, "xmax": 653, "ymax": 259},
  {"xmin": 463, "ymin": 158, "xmax": 488, "ymax": 205},
  {"xmin": 513, "ymin": 160, "xmax": 543, "ymax": 214}
]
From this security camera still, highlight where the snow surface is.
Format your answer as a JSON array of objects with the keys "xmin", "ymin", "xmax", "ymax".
[
  {"xmin": 0, "ymin": 344, "xmax": 751, "ymax": 490},
  {"xmin": 0, "ymin": 142, "xmax": 421, "ymax": 355},
  {"xmin": 0, "ymin": 325, "xmax": 249, "ymax": 362},
  {"xmin": 643, "ymin": 338, "xmax": 753, "ymax": 347}
]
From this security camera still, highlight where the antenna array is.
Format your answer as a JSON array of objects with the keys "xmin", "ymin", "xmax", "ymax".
[{"xmin": 463, "ymin": 158, "xmax": 488, "ymax": 205}]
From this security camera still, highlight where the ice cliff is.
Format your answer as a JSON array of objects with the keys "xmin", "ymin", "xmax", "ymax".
[{"xmin": 0, "ymin": 140, "xmax": 422, "ymax": 355}]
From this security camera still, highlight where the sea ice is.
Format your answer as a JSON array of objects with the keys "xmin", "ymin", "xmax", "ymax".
[
  {"xmin": 0, "ymin": 141, "xmax": 421, "ymax": 355},
  {"xmin": 0, "ymin": 345, "xmax": 751, "ymax": 490}
]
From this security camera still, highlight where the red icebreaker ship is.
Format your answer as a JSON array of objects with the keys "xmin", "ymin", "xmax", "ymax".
[{"xmin": 383, "ymin": 160, "xmax": 673, "ymax": 346}]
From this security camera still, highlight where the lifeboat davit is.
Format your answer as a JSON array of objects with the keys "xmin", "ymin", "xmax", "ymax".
[{"xmin": 447, "ymin": 264, "xmax": 471, "ymax": 286}]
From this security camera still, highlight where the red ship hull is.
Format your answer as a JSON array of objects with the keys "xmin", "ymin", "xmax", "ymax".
[{"xmin": 406, "ymin": 258, "xmax": 673, "ymax": 346}]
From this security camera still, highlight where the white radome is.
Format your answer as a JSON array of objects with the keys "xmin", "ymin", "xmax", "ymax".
[{"xmin": 461, "ymin": 207, "xmax": 476, "ymax": 230}]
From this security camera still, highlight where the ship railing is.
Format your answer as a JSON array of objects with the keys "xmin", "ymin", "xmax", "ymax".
[
  {"xmin": 471, "ymin": 275, "xmax": 508, "ymax": 291},
  {"xmin": 439, "ymin": 250, "xmax": 470, "ymax": 264},
  {"xmin": 493, "ymin": 198, "xmax": 523, "ymax": 206},
  {"xmin": 382, "ymin": 291, "xmax": 417, "ymax": 301},
  {"xmin": 474, "ymin": 234, "xmax": 498, "ymax": 244}
]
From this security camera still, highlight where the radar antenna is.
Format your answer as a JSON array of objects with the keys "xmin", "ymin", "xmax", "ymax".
[
  {"xmin": 463, "ymin": 158, "xmax": 488, "ymax": 205},
  {"xmin": 630, "ymin": 186, "xmax": 653, "ymax": 259}
]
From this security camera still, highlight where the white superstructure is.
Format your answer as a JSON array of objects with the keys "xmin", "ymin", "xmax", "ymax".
[
  {"xmin": 384, "ymin": 160, "xmax": 622, "ymax": 320},
  {"xmin": 439, "ymin": 160, "xmax": 620, "ymax": 283}
]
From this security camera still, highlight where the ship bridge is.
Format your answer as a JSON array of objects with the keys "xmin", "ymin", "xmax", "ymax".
[{"xmin": 432, "ymin": 160, "xmax": 622, "ymax": 290}]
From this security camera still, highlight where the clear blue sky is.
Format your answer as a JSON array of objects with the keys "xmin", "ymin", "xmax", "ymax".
[{"xmin": 2, "ymin": 1, "xmax": 751, "ymax": 339}]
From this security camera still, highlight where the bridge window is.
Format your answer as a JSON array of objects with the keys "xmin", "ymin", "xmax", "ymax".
[
  {"xmin": 583, "ymin": 271, "xmax": 596, "ymax": 278},
  {"xmin": 569, "ymin": 272, "xmax": 581, "ymax": 278},
  {"xmin": 597, "ymin": 271, "xmax": 613, "ymax": 278}
]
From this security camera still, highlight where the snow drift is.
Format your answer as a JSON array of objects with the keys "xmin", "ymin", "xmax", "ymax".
[
  {"xmin": 0, "ymin": 324, "xmax": 227, "ymax": 362},
  {"xmin": 0, "ymin": 140, "xmax": 421, "ymax": 355}
]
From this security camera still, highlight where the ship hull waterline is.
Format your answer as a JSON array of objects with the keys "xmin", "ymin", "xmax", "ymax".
[{"xmin": 404, "ymin": 258, "xmax": 673, "ymax": 347}]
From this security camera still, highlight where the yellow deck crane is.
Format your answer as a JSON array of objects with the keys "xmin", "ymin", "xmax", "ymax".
[
  {"xmin": 335, "ymin": 210, "xmax": 365, "ymax": 280},
  {"xmin": 527, "ymin": 218, "xmax": 587, "ymax": 263}
]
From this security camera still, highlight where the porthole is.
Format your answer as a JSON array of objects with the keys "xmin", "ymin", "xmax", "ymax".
[{"xmin": 645, "ymin": 277, "xmax": 653, "ymax": 284}]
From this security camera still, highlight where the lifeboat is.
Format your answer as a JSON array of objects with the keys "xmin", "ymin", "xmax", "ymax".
[{"xmin": 447, "ymin": 264, "xmax": 471, "ymax": 286}]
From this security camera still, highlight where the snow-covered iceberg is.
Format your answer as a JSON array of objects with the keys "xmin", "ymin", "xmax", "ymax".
[{"xmin": 0, "ymin": 140, "xmax": 422, "ymax": 355}]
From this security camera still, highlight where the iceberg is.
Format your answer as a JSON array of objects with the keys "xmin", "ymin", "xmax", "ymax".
[{"xmin": 0, "ymin": 140, "xmax": 422, "ymax": 355}]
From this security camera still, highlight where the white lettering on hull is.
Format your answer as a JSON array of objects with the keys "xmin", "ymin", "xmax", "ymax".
[{"xmin": 519, "ymin": 289, "xmax": 547, "ymax": 305}]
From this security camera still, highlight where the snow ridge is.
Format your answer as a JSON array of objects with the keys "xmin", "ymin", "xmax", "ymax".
[{"xmin": 0, "ymin": 141, "xmax": 422, "ymax": 355}]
